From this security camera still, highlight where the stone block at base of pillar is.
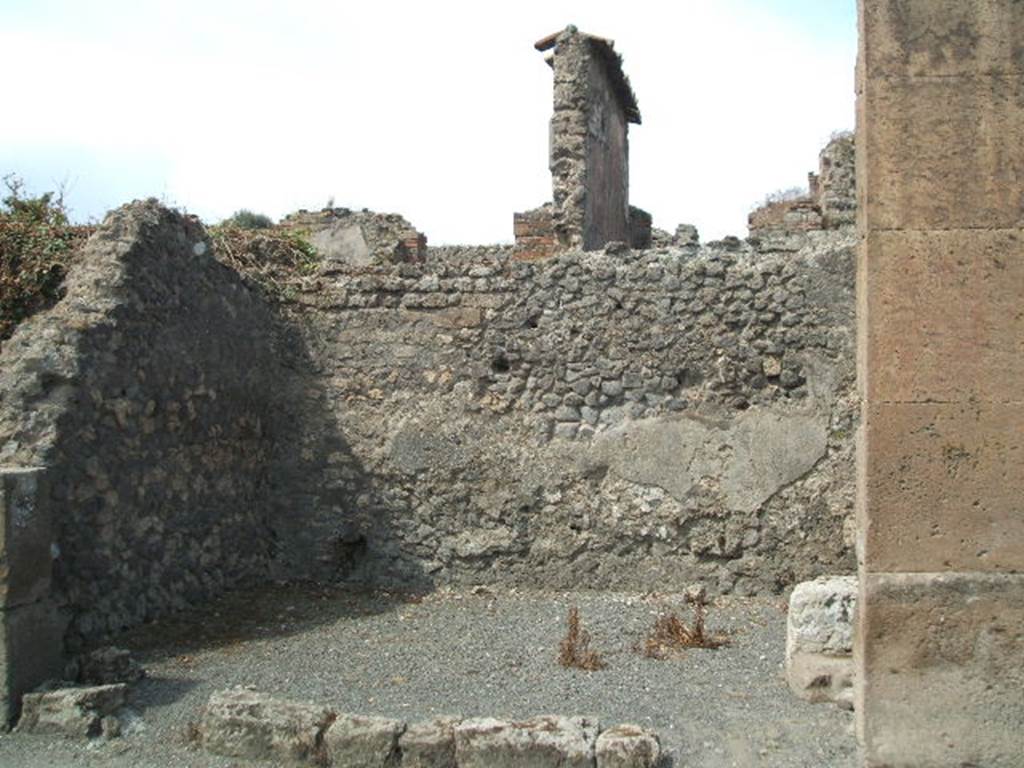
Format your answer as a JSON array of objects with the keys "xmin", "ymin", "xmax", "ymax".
[{"xmin": 856, "ymin": 571, "xmax": 1024, "ymax": 768}]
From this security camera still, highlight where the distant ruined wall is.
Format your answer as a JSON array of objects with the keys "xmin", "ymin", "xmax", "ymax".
[
  {"xmin": 812, "ymin": 134, "xmax": 855, "ymax": 228},
  {"xmin": 548, "ymin": 28, "xmax": 593, "ymax": 249},
  {"xmin": 281, "ymin": 208, "xmax": 427, "ymax": 267},
  {"xmin": 748, "ymin": 200, "xmax": 824, "ymax": 236},
  {"xmin": 749, "ymin": 134, "xmax": 856, "ymax": 238},
  {"xmin": 288, "ymin": 228, "xmax": 858, "ymax": 594},
  {"xmin": 0, "ymin": 202, "xmax": 285, "ymax": 647}
]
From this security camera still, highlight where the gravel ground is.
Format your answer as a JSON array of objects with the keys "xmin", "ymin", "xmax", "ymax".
[{"xmin": 0, "ymin": 583, "xmax": 857, "ymax": 767}]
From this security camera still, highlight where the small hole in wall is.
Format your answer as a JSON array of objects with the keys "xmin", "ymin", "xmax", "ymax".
[
  {"xmin": 333, "ymin": 535, "xmax": 368, "ymax": 579},
  {"xmin": 524, "ymin": 314, "xmax": 540, "ymax": 329},
  {"xmin": 491, "ymin": 352, "xmax": 511, "ymax": 373}
]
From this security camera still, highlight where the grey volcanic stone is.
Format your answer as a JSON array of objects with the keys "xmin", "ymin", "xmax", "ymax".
[
  {"xmin": 323, "ymin": 713, "xmax": 405, "ymax": 767},
  {"xmin": 674, "ymin": 224, "xmax": 699, "ymax": 247},
  {"xmin": 454, "ymin": 715, "xmax": 599, "ymax": 768},
  {"xmin": 788, "ymin": 576, "xmax": 856, "ymax": 655},
  {"xmin": 283, "ymin": 225, "xmax": 858, "ymax": 595},
  {"xmin": 786, "ymin": 576, "xmax": 857, "ymax": 708},
  {"xmin": 0, "ymin": 200, "xmax": 285, "ymax": 648},
  {"xmin": 76, "ymin": 647, "xmax": 144, "ymax": 685},
  {"xmin": 0, "ymin": 191, "xmax": 860, "ymax": 656},
  {"xmin": 198, "ymin": 688, "xmax": 334, "ymax": 763},
  {"xmin": 398, "ymin": 716, "xmax": 460, "ymax": 768},
  {"xmin": 17, "ymin": 684, "xmax": 127, "ymax": 739},
  {"xmin": 595, "ymin": 724, "xmax": 661, "ymax": 768}
]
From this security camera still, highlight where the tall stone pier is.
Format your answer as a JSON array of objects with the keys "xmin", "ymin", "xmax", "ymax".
[
  {"xmin": 514, "ymin": 26, "xmax": 645, "ymax": 258},
  {"xmin": 856, "ymin": 2, "xmax": 1024, "ymax": 766},
  {"xmin": 540, "ymin": 26, "xmax": 639, "ymax": 250}
]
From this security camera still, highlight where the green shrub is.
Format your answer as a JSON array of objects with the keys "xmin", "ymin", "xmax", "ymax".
[
  {"xmin": 209, "ymin": 223, "xmax": 320, "ymax": 301},
  {"xmin": 223, "ymin": 209, "xmax": 274, "ymax": 230},
  {"xmin": 0, "ymin": 175, "xmax": 88, "ymax": 344}
]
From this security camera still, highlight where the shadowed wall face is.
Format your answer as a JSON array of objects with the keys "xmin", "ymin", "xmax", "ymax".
[
  {"xmin": 581, "ymin": 51, "xmax": 630, "ymax": 249},
  {"xmin": 856, "ymin": 1, "xmax": 1024, "ymax": 765},
  {"xmin": 0, "ymin": 203, "xmax": 283, "ymax": 650}
]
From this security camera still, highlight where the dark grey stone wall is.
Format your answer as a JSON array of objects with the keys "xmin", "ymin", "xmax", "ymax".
[{"xmin": 0, "ymin": 201, "xmax": 284, "ymax": 647}]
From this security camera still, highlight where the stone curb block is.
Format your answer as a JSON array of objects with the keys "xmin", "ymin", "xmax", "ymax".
[
  {"xmin": 453, "ymin": 715, "xmax": 598, "ymax": 768},
  {"xmin": 324, "ymin": 713, "xmax": 405, "ymax": 767},
  {"xmin": 198, "ymin": 687, "xmax": 335, "ymax": 764},
  {"xmin": 596, "ymin": 724, "xmax": 662, "ymax": 768},
  {"xmin": 197, "ymin": 688, "xmax": 663, "ymax": 767},
  {"xmin": 398, "ymin": 716, "xmax": 459, "ymax": 768},
  {"xmin": 16, "ymin": 683, "xmax": 127, "ymax": 739}
]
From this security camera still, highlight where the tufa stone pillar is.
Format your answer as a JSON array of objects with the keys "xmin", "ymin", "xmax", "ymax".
[{"xmin": 855, "ymin": 2, "xmax": 1024, "ymax": 766}]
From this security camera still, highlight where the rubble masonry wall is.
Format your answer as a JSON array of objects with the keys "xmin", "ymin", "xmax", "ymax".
[
  {"xmin": 0, "ymin": 203, "xmax": 860, "ymax": 656},
  {"xmin": 289, "ymin": 229, "xmax": 859, "ymax": 594}
]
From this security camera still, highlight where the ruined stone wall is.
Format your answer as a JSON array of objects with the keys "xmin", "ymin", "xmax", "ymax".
[
  {"xmin": 814, "ymin": 134, "xmax": 855, "ymax": 228},
  {"xmin": 0, "ymin": 202, "xmax": 284, "ymax": 646},
  {"xmin": 0, "ymin": 198, "xmax": 860, "ymax": 664},
  {"xmin": 747, "ymin": 200, "xmax": 824, "ymax": 236},
  {"xmin": 281, "ymin": 208, "xmax": 427, "ymax": 267},
  {"xmin": 289, "ymin": 228, "xmax": 858, "ymax": 594}
]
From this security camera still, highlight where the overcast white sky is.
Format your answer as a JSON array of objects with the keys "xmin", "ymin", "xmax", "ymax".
[{"xmin": 1, "ymin": 1, "xmax": 856, "ymax": 243}]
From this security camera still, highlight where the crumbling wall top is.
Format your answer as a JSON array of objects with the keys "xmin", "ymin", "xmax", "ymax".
[
  {"xmin": 535, "ymin": 26, "xmax": 641, "ymax": 124},
  {"xmin": 280, "ymin": 208, "xmax": 426, "ymax": 267},
  {"xmin": 748, "ymin": 133, "xmax": 856, "ymax": 238}
]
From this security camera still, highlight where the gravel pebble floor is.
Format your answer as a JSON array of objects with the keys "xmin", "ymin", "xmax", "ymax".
[{"xmin": 0, "ymin": 583, "xmax": 857, "ymax": 767}]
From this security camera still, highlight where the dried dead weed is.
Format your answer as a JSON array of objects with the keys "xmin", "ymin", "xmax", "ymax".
[
  {"xmin": 558, "ymin": 606, "xmax": 606, "ymax": 671},
  {"xmin": 641, "ymin": 587, "xmax": 730, "ymax": 659}
]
